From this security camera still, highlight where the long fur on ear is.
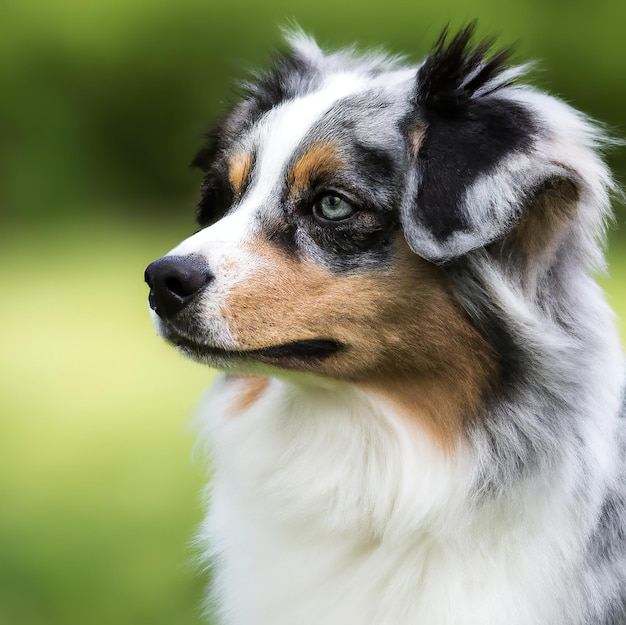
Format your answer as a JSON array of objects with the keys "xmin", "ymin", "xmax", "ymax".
[{"xmin": 400, "ymin": 23, "xmax": 601, "ymax": 265}]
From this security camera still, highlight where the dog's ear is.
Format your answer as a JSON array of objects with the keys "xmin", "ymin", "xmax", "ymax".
[{"xmin": 401, "ymin": 23, "xmax": 581, "ymax": 264}]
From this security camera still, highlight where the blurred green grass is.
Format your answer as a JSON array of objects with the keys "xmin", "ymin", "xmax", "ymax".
[
  {"xmin": 0, "ymin": 219, "xmax": 212, "ymax": 625},
  {"xmin": 601, "ymin": 237, "xmax": 626, "ymax": 337},
  {"xmin": 0, "ymin": 218, "xmax": 624, "ymax": 625}
]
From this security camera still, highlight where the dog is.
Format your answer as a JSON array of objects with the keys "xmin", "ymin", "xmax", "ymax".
[{"xmin": 145, "ymin": 24, "xmax": 626, "ymax": 625}]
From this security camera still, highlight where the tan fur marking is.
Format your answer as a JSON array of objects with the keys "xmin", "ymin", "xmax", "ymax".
[
  {"xmin": 408, "ymin": 126, "xmax": 427, "ymax": 159},
  {"xmin": 223, "ymin": 236, "xmax": 497, "ymax": 448},
  {"xmin": 356, "ymin": 244, "xmax": 497, "ymax": 449},
  {"xmin": 501, "ymin": 176, "xmax": 579, "ymax": 291},
  {"xmin": 287, "ymin": 142, "xmax": 344, "ymax": 196},
  {"xmin": 231, "ymin": 376, "xmax": 270, "ymax": 415},
  {"xmin": 514, "ymin": 177, "xmax": 578, "ymax": 260},
  {"xmin": 228, "ymin": 152, "xmax": 253, "ymax": 196}
]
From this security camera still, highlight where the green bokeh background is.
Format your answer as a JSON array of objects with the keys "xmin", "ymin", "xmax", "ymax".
[{"xmin": 1, "ymin": 1, "xmax": 625, "ymax": 624}]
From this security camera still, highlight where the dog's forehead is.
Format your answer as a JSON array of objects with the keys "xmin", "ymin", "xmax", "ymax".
[
  {"xmin": 244, "ymin": 72, "xmax": 370, "ymax": 206},
  {"xmin": 243, "ymin": 68, "xmax": 413, "ymax": 202}
]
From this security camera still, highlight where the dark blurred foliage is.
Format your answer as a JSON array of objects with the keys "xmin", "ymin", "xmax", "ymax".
[{"xmin": 1, "ymin": 0, "xmax": 625, "ymax": 228}]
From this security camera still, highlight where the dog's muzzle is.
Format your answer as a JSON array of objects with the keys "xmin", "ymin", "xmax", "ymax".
[{"xmin": 144, "ymin": 255, "xmax": 212, "ymax": 320}]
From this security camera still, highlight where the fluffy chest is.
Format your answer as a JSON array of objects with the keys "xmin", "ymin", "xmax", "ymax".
[{"xmin": 197, "ymin": 375, "xmax": 584, "ymax": 625}]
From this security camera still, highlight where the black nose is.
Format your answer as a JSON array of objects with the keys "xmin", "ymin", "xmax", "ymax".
[{"xmin": 144, "ymin": 255, "xmax": 212, "ymax": 320}]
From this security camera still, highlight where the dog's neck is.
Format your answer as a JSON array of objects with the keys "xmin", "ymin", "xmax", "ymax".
[{"xmin": 199, "ymin": 374, "xmax": 610, "ymax": 625}]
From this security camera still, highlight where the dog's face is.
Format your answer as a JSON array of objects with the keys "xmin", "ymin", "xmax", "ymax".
[
  {"xmin": 146, "ymin": 25, "xmax": 595, "ymax": 439},
  {"xmin": 147, "ymin": 67, "xmax": 473, "ymax": 373}
]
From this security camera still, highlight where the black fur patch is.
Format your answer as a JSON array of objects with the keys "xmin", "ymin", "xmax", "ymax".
[
  {"xmin": 416, "ymin": 22, "xmax": 516, "ymax": 114},
  {"xmin": 191, "ymin": 115, "xmax": 236, "ymax": 227},
  {"xmin": 196, "ymin": 164, "xmax": 233, "ymax": 228},
  {"xmin": 263, "ymin": 216, "xmax": 300, "ymax": 259},
  {"xmin": 351, "ymin": 143, "xmax": 397, "ymax": 193},
  {"xmin": 415, "ymin": 96, "xmax": 535, "ymax": 242}
]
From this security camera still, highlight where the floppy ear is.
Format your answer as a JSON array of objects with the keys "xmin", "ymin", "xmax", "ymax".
[{"xmin": 401, "ymin": 24, "xmax": 579, "ymax": 264}]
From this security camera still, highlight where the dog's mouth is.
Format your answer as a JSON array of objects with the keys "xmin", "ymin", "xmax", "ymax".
[{"xmin": 169, "ymin": 334, "xmax": 344, "ymax": 366}]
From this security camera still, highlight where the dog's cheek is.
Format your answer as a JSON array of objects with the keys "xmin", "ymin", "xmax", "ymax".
[
  {"xmin": 217, "ymin": 236, "xmax": 459, "ymax": 371},
  {"xmin": 219, "ymin": 251, "xmax": 343, "ymax": 351},
  {"xmin": 215, "ymin": 242, "xmax": 373, "ymax": 362}
]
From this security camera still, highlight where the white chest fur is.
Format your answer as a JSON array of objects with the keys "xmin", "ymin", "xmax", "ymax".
[{"xmin": 196, "ymin": 375, "xmax": 589, "ymax": 625}]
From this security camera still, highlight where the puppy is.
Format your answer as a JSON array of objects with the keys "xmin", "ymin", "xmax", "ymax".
[{"xmin": 145, "ymin": 24, "xmax": 626, "ymax": 625}]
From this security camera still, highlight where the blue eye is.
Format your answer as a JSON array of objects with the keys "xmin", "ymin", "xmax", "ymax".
[{"xmin": 314, "ymin": 194, "xmax": 355, "ymax": 222}]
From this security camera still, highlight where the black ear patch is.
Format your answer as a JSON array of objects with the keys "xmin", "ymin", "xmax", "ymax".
[
  {"xmin": 402, "ymin": 23, "xmax": 541, "ymax": 263},
  {"xmin": 417, "ymin": 23, "xmax": 516, "ymax": 113}
]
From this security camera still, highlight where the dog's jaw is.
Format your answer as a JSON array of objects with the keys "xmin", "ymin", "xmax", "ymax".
[{"xmin": 168, "ymin": 334, "xmax": 345, "ymax": 370}]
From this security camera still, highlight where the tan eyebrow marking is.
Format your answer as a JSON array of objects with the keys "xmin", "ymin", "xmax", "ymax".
[
  {"xmin": 228, "ymin": 151, "xmax": 254, "ymax": 196},
  {"xmin": 287, "ymin": 141, "xmax": 344, "ymax": 197}
]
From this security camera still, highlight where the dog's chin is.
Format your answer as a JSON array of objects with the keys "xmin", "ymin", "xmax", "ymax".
[{"xmin": 165, "ymin": 331, "xmax": 344, "ymax": 372}]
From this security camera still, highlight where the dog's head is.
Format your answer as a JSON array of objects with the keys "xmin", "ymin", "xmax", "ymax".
[{"xmin": 145, "ymin": 24, "xmax": 612, "ymax": 438}]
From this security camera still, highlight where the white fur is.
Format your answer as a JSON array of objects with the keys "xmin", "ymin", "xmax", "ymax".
[{"xmin": 194, "ymin": 373, "xmax": 620, "ymax": 625}]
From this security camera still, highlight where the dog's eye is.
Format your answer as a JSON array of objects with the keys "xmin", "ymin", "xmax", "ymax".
[{"xmin": 313, "ymin": 195, "xmax": 355, "ymax": 222}]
